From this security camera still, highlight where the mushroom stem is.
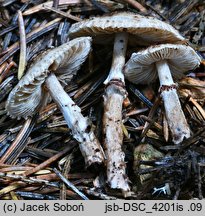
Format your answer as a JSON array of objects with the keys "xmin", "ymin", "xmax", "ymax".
[
  {"xmin": 103, "ymin": 32, "xmax": 130, "ymax": 193},
  {"xmin": 46, "ymin": 73, "xmax": 105, "ymax": 166},
  {"xmin": 104, "ymin": 32, "xmax": 128, "ymax": 85},
  {"xmin": 156, "ymin": 60, "xmax": 191, "ymax": 144}
]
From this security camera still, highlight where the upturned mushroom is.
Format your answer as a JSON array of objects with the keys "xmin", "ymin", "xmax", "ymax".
[
  {"xmin": 68, "ymin": 12, "xmax": 186, "ymax": 193},
  {"xmin": 6, "ymin": 37, "xmax": 105, "ymax": 166},
  {"xmin": 124, "ymin": 43, "xmax": 201, "ymax": 144}
]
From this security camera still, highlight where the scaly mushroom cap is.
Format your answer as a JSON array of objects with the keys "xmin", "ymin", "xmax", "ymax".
[
  {"xmin": 68, "ymin": 12, "xmax": 185, "ymax": 46},
  {"xmin": 6, "ymin": 37, "xmax": 92, "ymax": 119},
  {"xmin": 124, "ymin": 44, "xmax": 201, "ymax": 84}
]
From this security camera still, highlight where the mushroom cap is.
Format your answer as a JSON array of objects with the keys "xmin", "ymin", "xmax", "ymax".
[
  {"xmin": 6, "ymin": 37, "xmax": 92, "ymax": 119},
  {"xmin": 68, "ymin": 12, "xmax": 185, "ymax": 46},
  {"xmin": 124, "ymin": 44, "xmax": 201, "ymax": 84}
]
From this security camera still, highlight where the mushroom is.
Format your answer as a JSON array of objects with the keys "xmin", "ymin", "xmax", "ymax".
[
  {"xmin": 124, "ymin": 43, "xmax": 201, "ymax": 144},
  {"xmin": 68, "ymin": 12, "xmax": 186, "ymax": 193},
  {"xmin": 6, "ymin": 37, "xmax": 105, "ymax": 166}
]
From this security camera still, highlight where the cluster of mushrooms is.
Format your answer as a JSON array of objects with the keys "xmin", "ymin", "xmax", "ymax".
[{"xmin": 6, "ymin": 12, "xmax": 201, "ymax": 196}]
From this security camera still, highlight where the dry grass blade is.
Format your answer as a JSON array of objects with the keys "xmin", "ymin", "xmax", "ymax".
[
  {"xmin": 169, "ymin": 0, "xmax": 198, "ymax": 23},
  {"xmin": 0, "ymin": 171, "xmax": 59, "ymax": 187},
  {"xmin": 60, "ymin": 153, "xmax": 73, "ymax": 199},
  {"xmin": 0, "ymin": 0, "xmax": 17, "ymax": 7},
  {"xmin": 10, "ymin": 191, "xmax": 18, "ymax": 200},
  {"xmin": 145, "ymin": 2, "xmax": 168, "ymax": 21},
  {"xmin": 24, "ymin": 141, "xmax": 77, "ymax": 176},
  {"xmin": 0, "ymin": 165, "xmax": 37, "ymax": 173},
  {"xmin": 15, "ymin": 191, "xmax": 56, "ymax": 200},
  {"xmin": 179, "ymin": 82, "xmax": 205, "ymax": 89},
  {"xmin": 0, "ymin": 62, "xmax": 8, "ymax": 75},
  {"xmin": 0, "ymin": 18, "xmax": 62, "ymax": 66},
  {"xmin": 0, "ymin": 183, "xmax": 22, "ymax": 197},
  {"xmin": 53, "ymin": 168, "xmax": 89, "ymax": 200},
  {"xmin": 0, "ymin": 25, "xmax": 18, "ymax": 36},
  {"xmin": 43, "ymin": 5, "xmax": 82, "ymax": 22},
  {"xmin": 91, "ymin": 0, "xmax": 109, "ymax": 13},
  {"xmin": 0, "ymin": 17, "xmax": 9, "ymax": 27},
  {"xmin": 140, "ymin": 115, "xmax": 162, "ymax": 132},
  {"xmin": 0, "ymin": 0, "xmax": 204, "ymax": 201},
  {"xmin": 189, "ymin": 97, "xmax": 205, "ymax": 120},
  {"xmin": 17, "ymin": 10, "xmax": 27, "ymax": 80},
  {"xmin": 163, "ymin": 113, "xmax": 169, "ymax": 142},
  {"xmin": 81, "ymin": 187, "xmax": 118, "ymax": 200},
  {"xmin": 37, "ymin": 103, "xmax": 58, "ymax": 123},
  {"xmin": 129, "ymin": 84, "xmax": 153, "ymax": 108},
  {"xmin": 75, "ymin": 73, "xmax": 106, "ymax": 105},
  {"xmin": 23, "ymin": 0, "xmax": 83, "ymax": 16},
  {"xmin": 125, "ymin": 107, "xmax": 148, "ymax": 117},
  {"xmin": 122, "ymin": 0, "xmax": 147, "ymax": 13},
  {"xmin": 0, "ymin": 60, "xmax": 17, "ymax": 84},
  {"xmin": 141, "ymin": 97, "xmax": 161, "ymax": 139},
  {"xmin": 36, "ymin": 172, "xmax": 95, "ymax": 181},
  {"xmin": 0, "ymin": 117, "xmax": 33, "ymax": 164},
  {"xmin": 177, "ymin": 128, "xmax": 205, "ymax": 152}
]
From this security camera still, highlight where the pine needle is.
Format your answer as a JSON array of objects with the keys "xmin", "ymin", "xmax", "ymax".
[{"xmin": 17, "ymin": 10, "xmax": 27, "ymax": 80}]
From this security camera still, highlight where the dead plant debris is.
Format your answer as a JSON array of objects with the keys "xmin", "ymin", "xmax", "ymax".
[{"xmin": 0, "ymin": 0, "xmax": 204, "ymax": 200}]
